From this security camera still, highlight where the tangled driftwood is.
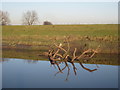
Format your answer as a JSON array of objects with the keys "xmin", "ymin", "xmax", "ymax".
[{"xmin": 46, "ymin": 37, "xmax": 100, "ymax": 80}]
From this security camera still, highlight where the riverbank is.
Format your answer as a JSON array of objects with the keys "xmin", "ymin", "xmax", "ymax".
[{"xmin": 2, "ymin": 48, "xmax": 118, "ymax": 65}]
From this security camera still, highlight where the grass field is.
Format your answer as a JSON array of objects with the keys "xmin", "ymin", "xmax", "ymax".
[{"xmin": 2, "ymin": 24, "xmax": 118, "ymax": 54}]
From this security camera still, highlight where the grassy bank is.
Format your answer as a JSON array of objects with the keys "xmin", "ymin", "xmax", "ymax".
[{"xmin": 2, "ymin": 24, "xmax": 118, "ymax": 53}]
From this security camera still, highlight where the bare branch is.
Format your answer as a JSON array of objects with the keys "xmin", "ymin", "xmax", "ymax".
[
  {"xmin": 77, "ymin": 49, "xmax": 92, "ymax": 59},
  {"xmin": 65, "ymin": 37, "xmax": 70, "ymax": 53},
  {"xmin": 46, "ymin": 37, "xmax": 100, "ymax": 80},
  {"xmin": 79, "ymin": 61, "xmax": 97, "ymax": 72},
  {"xmin": 71, "ymin": 48, "xmax": 77, "ymax": 62},
  {"xmin": 90, "ymin": 45, "xmax": 100, "ymax": 58},
  {"xmin": 53, "ymin": 43, "xmax": 62, "ymax": 58},
  {"xmin": 71, "ymin": 62, "xmax": 77, "ymax": 75},
  {"xmin": 55, "ymin": 62, "xmax": 68, "ymax": 76},
  {"xmin": 54, "ymin": 43, "xmax": 67, "ymax": 53},
  {"xmin": 56, "ymin": 54, "xmax": 63, "ymax": 58}
]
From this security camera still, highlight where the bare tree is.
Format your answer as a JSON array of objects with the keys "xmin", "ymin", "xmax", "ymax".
[
  {"xmin": 0, "ymin": 10, "xmax": 10, "ymax": 25},
  {"xmin": 22, "ymin": 10, "xmax": 38, "ymax": 25}
]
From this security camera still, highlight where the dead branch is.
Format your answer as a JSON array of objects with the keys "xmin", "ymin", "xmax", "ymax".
[
  {"xmin": 79, "ymin": 61, "xmax": 97, "ymax": 72},
  {"xmin": 89, "ymin": 45, "xmax": 100, "ymax": 58},
  {"xmin": 71, "ymin": 62, "xmax": 77, "ymax": 75},
  {"xmin": 77, "ymin": 49, "xmax": 92, "ymax": 59},
  {"xmin": 65, "ymin": 66, "xmax": 70, "ymax": 81},
  {"xmin": 45, "ymin": 37, "xmax": 100, "ymax": 80},
  {"xmin": 71, "ymin": 48, "xmax": 77, "ymax": 62},
  {"xmin": 53, "ymin": 43, "xmax": 62, "ymax": 58},
  {"xmin": 55, "ymin": 61, "xmax": 68, "ymax": 76},
  {"xmin": 48, "ymin": 40, "xmax": 100, "ymax": 64},
  {"xmin": 54, "ymin": 43, "xmax": 67, "ymax": 53}
]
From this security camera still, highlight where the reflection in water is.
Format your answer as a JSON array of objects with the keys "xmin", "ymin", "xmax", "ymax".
[
  {"xmin": 49, "ymin": 60, "xmax": 98, "ymax": 81},
  {"xmin": 1, "ymin": 58, "xmax": 40, "ymax": 64},
  {"xmin": 2, "ymin": 58, "xmax": 118, "ymax": 88},
  {"xmin": 23, "ymin": 59, "xmax": 39, "ymax": 64},
  {"xmin": 2, "ymin": 58, "xmax": 99, "ymax": 81},
  {"xmin": 0, "ymin": 57, "xmax": 112, "ymax": 82},
  {"xmin": 0, "ymin": 58, "xmax": 9, "ymax": 62}
]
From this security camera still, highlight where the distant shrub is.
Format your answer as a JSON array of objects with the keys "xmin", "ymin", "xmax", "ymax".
[{"xmin": 43, "ymin": 21, "xmax": 53, "ymax": 25}]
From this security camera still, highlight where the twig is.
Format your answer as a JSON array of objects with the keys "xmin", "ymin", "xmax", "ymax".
[
  {"xmin": 71, "ymin": 48, "xmax": 77, "ymax": 62},
  {"xmin": 53, "ymin": 43, "xmax": 62, "ymax": 58}
]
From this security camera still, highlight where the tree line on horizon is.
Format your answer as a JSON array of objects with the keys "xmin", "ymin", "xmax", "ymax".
[{"xmin": 0, "ymin": 10, "xmax": 53, "ymax": 25}]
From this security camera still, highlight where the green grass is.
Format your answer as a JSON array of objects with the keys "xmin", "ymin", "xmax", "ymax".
[
  {"xmin": 2, "ymin": 24, "xmax": 118, "ymax": 37},
  {"xmin": 2, "ymin": 24, "xmax": 118, "ymax": 53}
]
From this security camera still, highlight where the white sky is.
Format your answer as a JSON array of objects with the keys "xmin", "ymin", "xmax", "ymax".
[
  {"xmin": 1, "ymin": 0, "xmax": 120, "ymax": 2},
  {"xmin": 1, "ymin": 0, "xmax": 119, "ymax": 25}
]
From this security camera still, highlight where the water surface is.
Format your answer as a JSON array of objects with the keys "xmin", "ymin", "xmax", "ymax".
[{"xmin": 1, "ymin": 58, "xmax": 118, "ymax": 88}]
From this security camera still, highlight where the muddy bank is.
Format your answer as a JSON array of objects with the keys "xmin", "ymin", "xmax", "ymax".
[{"xmin": 2, "ymin": 47, "xmax": 119, "ymax": 65}]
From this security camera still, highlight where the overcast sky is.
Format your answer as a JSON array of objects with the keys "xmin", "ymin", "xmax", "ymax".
[{"xmin": 1, "ymin": 1, "xmax": 118, "ymax": 25}]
